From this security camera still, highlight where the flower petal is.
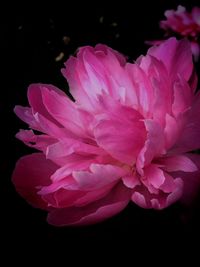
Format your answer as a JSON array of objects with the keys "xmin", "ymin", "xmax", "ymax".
[
  {"xmin": 47, "ymin": 183, "xmax": 131, "ymax": 226},
  {"xmin": 176, "ymin": 154, "xmax": 200, "ymax": 205},
  {"xmin": 144, "ymin": 164, "xmax": 165, "ymax": 189},
  {"xmin": 12, "ymin": 153, "xmax": 58, "ymax": 210},
  {"xmin": 175, "ymin": 92, "xmax": 200, "ymax": 152},
  {"xmin": 160, "ymin": 155, "xmax": 198, "ymax": 172},
  {"xmin": 137, "ymin": 119, "xmax": 165, "ymax": 172},
  {"xmin": 16, "ymin": 129, "xmax": 56, "ymax": 153},
  {"xmin": 72, "ymin": 164, "xmax": 127, "ymax": 190},
  {"xmin": 94, "ymin": 103, "xmax": 146, "ymax": 164},
  {"xmin": 62, "ymin": 45, "xmax": 127, "ymax": 111},
  {"xmin": 28, "ymin": 83, "xmax": 65, "ymax": 125},
  {"xmin": 148, "ymin": 38, "xmax": 193, "ymax": 81},
  {"xmin": 41, "ymin": 87, "xmax": 93, "ymax": 137}
]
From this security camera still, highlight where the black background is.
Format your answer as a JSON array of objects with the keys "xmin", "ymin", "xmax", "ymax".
[{"xmin": 2, "ymin": 0, "xmax": 200, "ymax": 262}]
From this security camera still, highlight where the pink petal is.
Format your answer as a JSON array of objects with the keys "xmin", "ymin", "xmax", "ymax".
[
  {"xmin": 12, "ymin": 153, "xmax": 58, "ymax": 210},
  {"xmin": 14, "ymin": 105, "xmax": 67, "ymax": 139},
  {"xmin": 41, "ymin": 87, "xmax": 93, "ymax": 137},
  {"xmin": 160, "ymin": 155, "xmax": 198, "ymax": 172},
  {"xmin": 172, "ymin": 76, "xmax": 192, "ymax": 118},
  {"xmin": 14, "ymin": 106, "xmax": 41, "ymax": 131},
  {"xmin": 94, "ymin": 103, "xmax": 146, "ymax": 164},
  {"xmin": 131, "ymin": 177, "xmax": 183, "ymax": 209},
  {"xmin": 166, "ymin": 178, "xmax": 183, "ymax": 207},
  {"xmin": 16, "ymin": 129, "xmax": 56, "ymax": 153},
  {"xmin": 126, "ymin": 63, "xmax": 153, "ymax": 116},
  {"xmin": 73, "ymin": 184, "xmax": 115, "ymax": 207},
  {"xmin": 164, "ymin": 114, "xmax": 180, "ymax": 149},
  {"xmin": 40, "ymin": 177, "xmax": 115, "ymax": 208},
  {"xmin": 177, "ymin": 154, "xmax": 200, "ymax": 205},
  {"xmin": 122, "ymin": 174, "xmax": 141, "ymax": 188},
  {"xmin": 148, "ymin": 38, "xmax": 193, "ymax": 82},
  {"xmin": 159, "ymin": 174, "xmax": 181, "ymax": 193},
  {"xmin": 33, "ymin": 112, "xmax": 68, "ymax": 138},
  {"xmin": 46, "ymin": 138, "xmax": 104, "ymax": 162},
  {"xmin": 62, "ymin": 44, "xmax": 134, "ymax": 110},
  {"xmin": 131, "ymin": 192, "xmax": 147, "ymax": 209},
  {"xmin": 42, "ymin": 188, "xmax": 86, "ymax": 208},
  {"xmin": 72, "ymin": 164, "xmax": 127, "ymax": 190},
  {"xmin": 190, "ymin": 41, "xmax": 200, "ymax": 62},
  {"xmin": 137, "ymin": 119, "xmax": 165, "ymax": 172},
  {"xmin": 94, "ymin": 44, "xmax": 126, "ymax": 66},
  {"xmin": 175, "ymin": 92, "xmax": 200, "ymax": 152},
  {"xmin": 48, "ymin": 155, "xmax": 95, "ymax": 181},
  {"xmin": 51, "ymin": 183, "xmax": 114, "ymax": 208},
  {"xmin": 144, "ymin": 164, "xmax": 165, "ymax": 188},
  {"xmin": 28, "ymin": 83, "xmax": 65, "ymax": 125},
  {"xmin": 62, "ymin": 56, "xmax": 97, "ymax": 111},
  {"xmin": 47, "ymin": 183, "xmax": 131, "ymax": 226}
]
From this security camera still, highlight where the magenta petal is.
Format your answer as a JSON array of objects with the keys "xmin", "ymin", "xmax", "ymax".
[
  {"xmin": 14, "ymin": 106, "xmax": 41, "ymax": 131},
  {"xmin": 144, "ymin": 164, "xmax": 165, "ymax": 189},
  {"xmin": 16, "ymin": 129, "xmax": 56, "ymax": 153},
  {"xmin": 131, "ymin": 192, "xmax": 147, "ymax": 209},
  {"xmin": 28, "ymin": 84, "xmax": 65, "ymax": 124},
  {"xmin": 122, "ymin": 175, "xmax": 141, "ymax": 189},
  {"xmin": 73, "ymin": 184, "xmax": 114, "ymax": 207},
  {"xmin": 72, "ymin": 164, "xmax": 127, "ymax": 190},
  {"xmin": 172, "ymin": 77, "xmax": 192, "ymax": 118},
  {"xmin": 62, "ymin": 44, "xmax": 127, "ymax": 111},
  {"xmin": 12, "ymin": 153, "xmax": 58, "ymax": 210},
  {"xmin": 175, "ymin": 92, "xmax": 200, "ymax": 152},
  {"xmin": 166, "ymin": 178, "xmax": 183, "ymax": 207},
  {"xmin": 190, "ymin": 42, "xmax": 200, "ymax": 62},
  {"xmin": 47, "ymin": 183, "xmax": 131, "ymax": 226},
  {"xmin": 178, "ymin": 154, "xmax": 200, "ymax": 205},
  {"xmin": 94, "ymin": 104, "xmax": 146, "ymax": 164},
  {"xmin": 137, "ymin": 119, "xmax": 165, "ymax": 172},
  {"xmin": 148, "ymin": 38, "xmax": 193, "ymax": 81},
  {"xmin": 164, "ymin": 114, "xmax": 180, "ymax": 149},
  {"xmin": 160, "ymin": 155, "xmax": 198, "ymax": 172},
  {"xmin": 62, "ymin": 56, "xmax": 96, "ymax": 111},
  {"xmin": 41, "ymin": 87, "xmax": 93, "ymax": 137}
]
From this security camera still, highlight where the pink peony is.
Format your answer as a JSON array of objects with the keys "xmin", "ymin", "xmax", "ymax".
[
  {"xmin": 147, "ymin": 6, "xmax": 200, "ymax": 61},
  {"xmin": 12, "ymin": 38, "xmax": 200, "ymax": 226}
]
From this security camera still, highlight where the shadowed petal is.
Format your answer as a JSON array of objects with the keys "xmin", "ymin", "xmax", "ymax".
[
  {"xmin": 12, "ymin": 153, "xmax": 58, "ymax": 210},
  {"xmin": 47, "ymin": 183, "xmax": 131, "ymax": 226}
]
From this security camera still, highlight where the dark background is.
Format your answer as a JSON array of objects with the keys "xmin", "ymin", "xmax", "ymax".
[{"xmin": 2, "ymin": 0, "xmax": 200, "ymax": 261}]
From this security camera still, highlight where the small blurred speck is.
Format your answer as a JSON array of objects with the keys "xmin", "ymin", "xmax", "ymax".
[
  {"xmin": 111, "ymin": 22, "xmax": 118, "ymax": 27},
  {"xmin": 63, "ymin": 36, "xmax": 71, "ymax": 45},
  {"xmin": 115, "ymin": 33, "xmax": 120, "ymax": 39},
  {"xmin": 18, "ymin": 25, "xmax": 23, "ymax": 30},
  {"xmin": 55, "ymin": 52, "xmax": 65, "ymax": 62},
  {"xmin": 99, "ymin": 16, "xmax": 104, "ymax": 24}
]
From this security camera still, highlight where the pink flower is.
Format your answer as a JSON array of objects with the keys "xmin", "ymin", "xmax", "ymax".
[
  {"xmin": 147, "ymin": 6, "xmax": 200, "ymax": 61},
  {"xmin": 12, "ymin": 38, "xmax": 200, "ymax": 226}
]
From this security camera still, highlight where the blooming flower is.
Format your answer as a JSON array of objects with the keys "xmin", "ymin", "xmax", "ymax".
[
  {"xmin": 146, "ymin": 5, "xmax": 200, "ymax": 61},
  {"xmin": 12, "ymin": 38, "xmax": 200, "ymax": 226}
]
